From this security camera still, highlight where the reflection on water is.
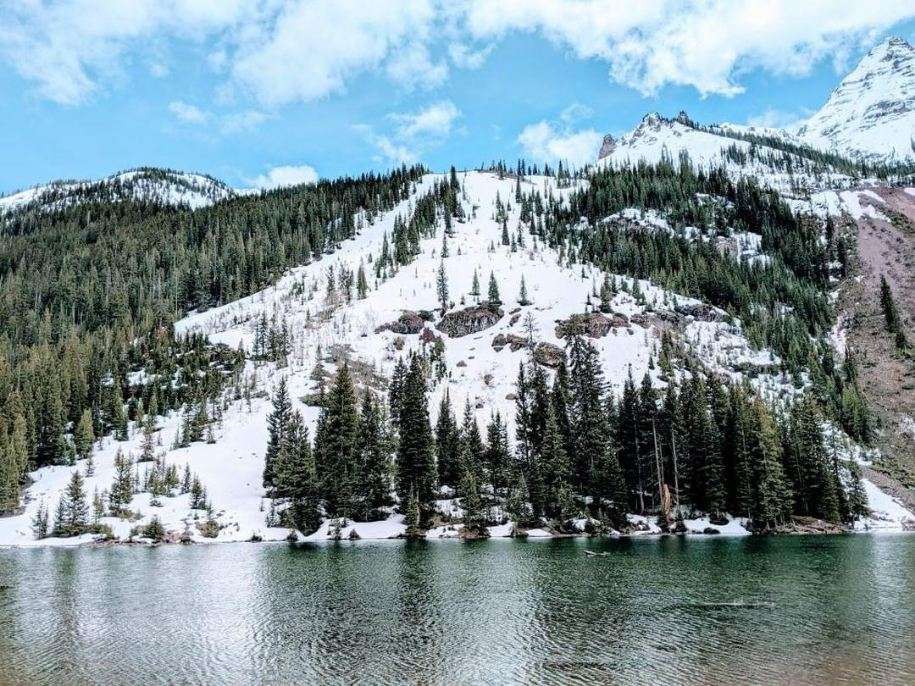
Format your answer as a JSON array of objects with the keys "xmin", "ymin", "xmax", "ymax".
[{"xmin": 1, "ymin": 535, "xmax": 913, "ymax": 685}]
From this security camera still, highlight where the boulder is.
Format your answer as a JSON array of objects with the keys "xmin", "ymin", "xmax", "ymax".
[
  {"xmin": 491, "ymin": 333, "xmax": 528, "ymax": 352},
  {"xmin": 375, "ymin": 310, "xmax": 426, "ymax": 334},
  {"xmin": 532, "ymin": 342, "xmax": 565, "ymax": 368},
  {"xmin": 438, "ymin": 304, "xmax": 503, "ymax": 337},
  {"xmin": 702, "ymin": 527, "xmax": 721, "ymax": 535},
  {"xmin": 555, "ymin": 312, "xmax": 628, "ymax": 339}
]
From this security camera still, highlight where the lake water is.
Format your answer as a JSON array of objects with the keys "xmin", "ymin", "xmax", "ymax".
[{"xmin": 1, "ymin": 534, "xmax": 913, "ymax": 685}]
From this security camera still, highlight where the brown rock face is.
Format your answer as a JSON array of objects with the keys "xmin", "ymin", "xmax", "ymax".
[
  {"xmin": 554, "ymin": 312, "xmax": 627, "ymax": 339},
  {"xmin": 375, "ymin": 310, "xmax": 427, "ymax": 335},
  {"xmin": 438, "ymin": 304, "xmax": 503, "ymax": 337}
]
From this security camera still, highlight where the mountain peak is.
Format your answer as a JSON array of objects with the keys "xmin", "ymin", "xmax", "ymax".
[{"xmin": 796, "ymin": 36, "xmax": 915, "ymax": 162}]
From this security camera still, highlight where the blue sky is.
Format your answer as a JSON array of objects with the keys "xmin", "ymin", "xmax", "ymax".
[{"xmin": 1, "ymin": 1, "xmax": 914, "ymax": 193}]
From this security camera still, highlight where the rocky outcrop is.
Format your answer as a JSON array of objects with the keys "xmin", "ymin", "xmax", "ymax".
[
  {"xmin": 532, "ymin": 342, "xmax": 565, "ymax": 368},
  {"xmin": 375, "ymin": 310, "xmax": 426, "ymax": 334},
  {"xmin": 555, "ymin": 312, "xmax": 627, "ymax": 339},
  {"xmin": 674, "ymin": 303, "xmax": 726, "ymax": 322},
  {"xmin": 438, "ymin": 304, "xmax": 502, "ymax": 337},
  {"xmin": 491, "ymin": 333, "xmax": 529, "ymax": 352}
]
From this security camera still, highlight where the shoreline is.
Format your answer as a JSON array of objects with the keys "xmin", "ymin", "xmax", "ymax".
[{"xmin": 2, "ymin": 520, "xmax": 912, "ymax": 550}]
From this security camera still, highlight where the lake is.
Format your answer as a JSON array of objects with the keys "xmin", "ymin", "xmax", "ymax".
[{"xmin": 1, "ymin": 534, "xmax": 913, "ymax": 685}]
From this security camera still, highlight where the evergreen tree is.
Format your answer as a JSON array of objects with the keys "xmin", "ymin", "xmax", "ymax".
[
  {"xmin": 517, "ymin": 275, "xmax": 531, "ymax": 306},
  {"xmin": 53, "ymin": 470, "xmax": 89, "ymax": 537},
  {"xmin": 263, "ymin": 378, "xmax": 292, "ymax": 490},
  {"xmin": 354, "ymin": 390, "xmax": 391, "ymax": 517},
  {"xmin": 395, "ymin": 355, "xmax": 436, "ymax": 516},
  {"xmin": 74, "ymin": 409, "xmax": 95, "ymax": 463},
  {"xmin": 487, "ymin": 273, "xmax": 501, "ymax": 307},
  {"xmin": 435, "ymin": 391, "xmax": 460, "ymax": 488},
  {"xmin": 437, "ymin": 261, "xmax": 449, "ymax": 314},
  {"xmin": 314, "ymin": 363, "xmax": 359, "ymax": 515}
]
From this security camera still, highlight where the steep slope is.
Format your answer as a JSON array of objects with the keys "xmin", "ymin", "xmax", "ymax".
[
  {"xmin": 2, "ymin": 170, "xmax": 911, "ymax": 546},
  {"xmin": 0, "ymin": 167, "xmax": 235, "ymax": 215},
  {"xmin": 796, "ymin": 37, "xmax": 915, "ymax": 163}
]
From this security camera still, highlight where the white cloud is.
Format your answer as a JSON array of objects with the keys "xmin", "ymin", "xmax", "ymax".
[
  {"xmin": 0, "ymin": 0, "xmax": 250, "ymax": 105},
  {"xmin": 386, "ymin": 43, "xmax": 448, "ymax": 90},
  {"xmin": 246, "ymin": 165, "xmax": 319, "ymax": 190},
  {"xmin": 745, "ymin": 107, "xmax": 809, "ymax": 131},
  {"xmin": 447, "ymin": 42, "xmax": 493, "ymax": 69},
  {"xmin": 391, "ymin": 100, "xmax": 461, "ymax": 140},
  {"xmin": 517, "ymin": 120, "xmax": 602, "ymax": 168},
  {"xmin": 231, "ymin": 0, "xmax": 438, "ymax": 106},
  {"xmin": 168, "ymin": 100, "xmax": 208, "ymax": 124},
  {"xmin": 462, "ymin": 0, "xmax": 915, "ymax": 97},
  {"xmin": 220, "ymin": 110, "xmax": 269, "ymax": 135},
  {"xmin": 3, "ymin": 1, "xmax": 913, "ymax": 106},
  {"xmin": 356, "ymin": 100, "xmax": 460, "ymax": 165}
]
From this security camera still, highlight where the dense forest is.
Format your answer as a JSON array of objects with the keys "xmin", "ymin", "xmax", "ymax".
[{"xmin": 0, "ymin": 165, "xmax": 426, "ymax": 513}]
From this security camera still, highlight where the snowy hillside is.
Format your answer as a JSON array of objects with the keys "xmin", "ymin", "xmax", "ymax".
[
  {"xmin": 597, "ymin": 113, "xmax": 854, "ymax": 196},
  {"xmin": 797, "ymin": 37, "xmax": 915, "ymax": 163},
  {"xmin": 3, "ymin": 170, "xmax": 912, "ymax": 547},
  {"xmin": 0, "ymin": 167, "xmax": 235, "ymax": 215}
]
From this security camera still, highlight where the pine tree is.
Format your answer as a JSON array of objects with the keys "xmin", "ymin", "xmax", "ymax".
[
  {"xmin": 517, "ymin": 275, "xmax": 531, "ymax": 306},
  {"xmin": 437, "ymin": 261, "xmax": 449, "ymax": 314},
  {"xmin": 395, "ymin": 355, "xmax": 436, "ymax": 516},
  {"xmin": 263, "ymin": 378, "xmax": 292, "ymax": 490},
  {"xmin": 74, "ymin": 409, "xmax": 95, "ymax": 463},
  {"xmin": 435, "ymin": 391, "xmax": 460, "ymax": 488},
  {"xmin": 356, "ymin": 262, "xmax": 368, "ymax": 299},
  {"xmin": 879, "ymin": 275, "xmax": 908, "ymax": 350},
  {"xmin": 54, "ymin": 470, "xmax": 89, "ymax": 537},
  {"xmin": 458, "ymin": 446, "xmax": 489, "ymax": 539},
  {"xmin": 32, "ymin": 501, "xmax": 50, "ymax": 540},
  {"xmin": 314, "ymin": 363, "xmax": 359, "ymax": 515},
  {"xmin": 109, "ymin": 449, "xmax": 134, "ymax": 516},
  {"xmin": 470, "ymin": 269, "xmax": 481, "ymax": 302},
  {"xmin": 487, "ymin": 273, "xmax": 501, "ymax": 307},
  {"xmin": 355, "ymin": 390, "xmax": 391, "ymax": 517}
]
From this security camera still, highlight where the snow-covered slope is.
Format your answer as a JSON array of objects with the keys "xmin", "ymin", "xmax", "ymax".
[
  {"xmin": 3, "ymin": 170, "xmax": 911, "ymax": 546},
  {"xmin": 0, "ymin": 168, "xmax": 235, "ymax": 215},
  {"xmin": 597, "ymin": 113, "xmax": 853, "ymax": 195},
  {"xmin": 796, "ymin": 37, "xmax": 915, "ymax": 163}
]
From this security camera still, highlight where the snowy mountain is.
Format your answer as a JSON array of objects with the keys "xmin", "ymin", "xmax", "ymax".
[
  {"xmin": 796, "ymin": 37, "xmax": 915, "ymax": 163},
  {"xmin": 596, "ymin": 112, "xmax": 853, "ymax": 196},
  {"xmin": 2, "ymin": 169, "xmax": 912, "ymax": 547},
  {"xmin": 0, "ymin": 167, "xmax": 235, "ymax": 215}
]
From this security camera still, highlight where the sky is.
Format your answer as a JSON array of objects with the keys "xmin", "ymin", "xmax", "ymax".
[{"xmin": 1, "ymin": 1, "xmax": 914, "ymax": 194}]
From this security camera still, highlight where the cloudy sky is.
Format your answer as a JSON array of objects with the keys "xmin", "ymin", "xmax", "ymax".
[{"xmin": 1, "ymin": 0, "xmax": 914, "ymax": 192}]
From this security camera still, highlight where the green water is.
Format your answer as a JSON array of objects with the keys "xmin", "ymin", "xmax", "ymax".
[{"xmin": 1, "ymin": 534, "xmax": 913, "ymax": 685}]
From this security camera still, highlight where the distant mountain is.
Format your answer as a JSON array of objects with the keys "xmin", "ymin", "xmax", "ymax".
[
  {"xmin": 0, "ymin": 167, "xmax": 235, "ymax": 215},
  {"xmin": 596, "ymin": 111, "xmax": 853, "ymax": 196},
  {"xmin": 599, "ymin": 37, "xmax": 915, "ymax": 173},
  {"xmin": 797, "ymin": 37, "xmax": 915, "ymax": 163}
]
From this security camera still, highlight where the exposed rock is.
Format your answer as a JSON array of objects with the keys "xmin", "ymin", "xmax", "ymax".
[
  {"xmin": 702, "ymin": 527, "xmax": 721, "ymax": 535},
  {"xmin": 419, "ymin": 328, "xmax": 441, "ymax": 345},
  {"xmin": 438, "ymin": 304, "xmax": 503, "ymax": 337},
  {"xmin": 532, "ymin": 342, "xmax": 565, "ymax": 368},
  {"xmin": 491, "ymin": 333, "xmax": 528, "ymax": 352},
  {"xmin": 598, "ymin": 133, "xmax": 616, "ymax": 160},
  {"xmin": 675, "ymin": 302, "xmax": 726, "ymax": 322},
  {"xmin": 555, "ymin": 312, "xmax": 628, "ymax": 339},
  {"xmin": 375, "ymin": 310, "xmax": 426, "ymax": 334}
]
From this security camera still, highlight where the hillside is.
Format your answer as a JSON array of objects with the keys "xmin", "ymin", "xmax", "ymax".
[
  {"xmin": 2, "ymin": 161, "xmax": 913, "ymax": 547},
  {"xmin": 0, "ymin": 167, "xmax": 236, "ymax": 216}
]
